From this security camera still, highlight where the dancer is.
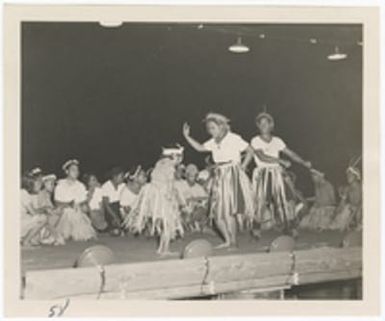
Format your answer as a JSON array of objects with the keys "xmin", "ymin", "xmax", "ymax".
[
  {"xmin": 242, "ymin": 112, "xmax": 312, "ymax": 232},
  {"xmin": 330, "ymin": 166, "xmax": 362, "ymax": 231},
  {"xmin": 125, "ymin": 145, "xmax": 185, "ymax": 255},
  {"xmin": 183, "ymin": 113, "xmax": 254, "ymax": 249},
  {"xmin": 83, "ymin": 174, "xmax": 108, "ymax": 232},
  {"xmin": 20, "ymin": 173, "xmax": 48, "ymax": 248},
  {"xmin": 299, "ymin": 169, "xmax": 336, "ymax": 231},
  {"xmin": 101, "ymin": 167, "xmax": 125, "ymax": 236},
  {"xmin": 54, "ymin": 159, "xmax": 97, "ymax": 241},
  {"xmin": 120, "ymin": 166, "xmax": 147, "ymax": 220}
]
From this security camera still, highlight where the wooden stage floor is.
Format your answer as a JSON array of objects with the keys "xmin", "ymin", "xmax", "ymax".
[{"xmin": 22, "ymin": 229, "xmax": 348, "ymax": 272}]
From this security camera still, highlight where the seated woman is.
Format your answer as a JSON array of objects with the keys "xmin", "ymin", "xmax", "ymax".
[
  {"xmin": 176, "ymin": 164, "xmax": 209, "ymax": 233},
  {"xmin": 330, "ymin": 166, "xmax": 362, "ymax": 231},
  {"xmin": 20, "ymin": 173, "xmax": 48, "ymax": 248},
  {"xmin": 36, "ymin": 174, "xmax": 65, "ymax": 245},
  {"xmin": 120, "ymin": 166, "xmax": 147, "ymax": 222},
  {"xmin": 101, "ymin": 167, "xmax": 125, "ymax": 236},
  {"xmin": 299, "ymin": 169, "xmax": 336, "ymax": 231},
  {"xmin": 54, "ymin": 159, "xmax": 97, "ymax": 241},
  {"xmin": 83, "ymin": 173, "xmax": 108, "ymax": 232}
]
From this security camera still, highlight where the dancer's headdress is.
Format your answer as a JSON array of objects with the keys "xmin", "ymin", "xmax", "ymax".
[
  {"xmin": 203, "ymin": 113, "xmax": 230, "ymax": 125},
  {"xmin": 256, "ymin": 112, "xmax": 274, "ymax": 125},
  {"xmin": 29, "ymin": 167, "xmax": 43, "ymax": 177},
  {"xmin": 42, "ymin": 174, "xmax": 57, "ymax": 182},
  {"xmin": 346, "ymin": 166, "xmax": 361, "ymax": 180},
  {"xmin": 62, "ymin": 159, "xmax": 79, "ymax": 171},
  {"xmin": 124, "ymin": 165, "xmax": 142, "ymax": 180},
  {"xmin": 162, "ymin": 143, "xmax": 184, "ymax": 156}
]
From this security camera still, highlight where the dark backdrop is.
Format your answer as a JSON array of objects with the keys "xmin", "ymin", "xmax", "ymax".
[{"xmin": 21, "ymin": 23, "xmax": 362, "ymax": 194}]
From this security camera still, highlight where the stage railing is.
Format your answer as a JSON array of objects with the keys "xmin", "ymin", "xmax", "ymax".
[{"xmin": 24, "ymin": 246, "xmax": 362, "ymax": 300}]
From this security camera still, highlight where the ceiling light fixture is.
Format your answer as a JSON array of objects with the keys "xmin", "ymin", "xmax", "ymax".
[
  {"xmin": 309, "ymin": 38, "xmax": 318, "ymax": 44},
  {"xmin": 99, "ymin": 21, "xmax": 123, "ymax": 28},
  {"xmin": 228, "ymin": 37, "xmax": 250, "ymax": 53},
  {"xmin": 327, "ymin": 46, "xmax": 347, "ymax": 61}
]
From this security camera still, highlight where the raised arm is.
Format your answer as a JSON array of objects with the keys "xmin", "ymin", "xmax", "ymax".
[
  {"xmin": 282, "ymin": 147, "xmax": 311, "ymax": 169},
  {"xmin": 183, "ymin": 123, "xmax": 208, "ymax": 153}
]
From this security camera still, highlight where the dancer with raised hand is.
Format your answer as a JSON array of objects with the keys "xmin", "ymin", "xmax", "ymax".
[
  {"xmin": 242, "ymin": 112, "xmax": 312, "ymax": 233},
  {"xmin": 183, "ymin": 113, "xmax": 254, "ymax": 249}
]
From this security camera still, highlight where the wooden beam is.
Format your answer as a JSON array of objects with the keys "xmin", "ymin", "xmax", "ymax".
[{"xmin": 24, "ymin": 246, "xmax": 362, "ymax": 300}]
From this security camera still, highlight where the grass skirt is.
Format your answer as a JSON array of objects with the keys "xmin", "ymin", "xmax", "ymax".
[
  {"xmin": 299, "ymin": 206, "xmax": 336, "ymax": 230},
  {"xmin": 329, "ymin": 204, "xmax": 356, "ymax": 231},
  {"xmin": 56, "ymin": 207, "xmax": 97, "ymax": 241},
  {"xmin": 208, "ymin": 163, "xmax": 254, "ymax": 225},
  {"xmin": 124, "ymin": 183, "xmax": 184, "ymax": 240},
  {"xmin": 252, "ymin": 166, "xmax": 290, "ymax": 229}
]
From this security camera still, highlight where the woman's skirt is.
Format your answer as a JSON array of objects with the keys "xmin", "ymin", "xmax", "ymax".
[
  {"xmin": 56, "ymin": 207, "xmax": 97, "ymax": 241},
  {"xmin": 124, "ymin": 183, "xmax": 183, "ymax": 240},
  {"xmin": 299, "ymin": 206, "xmax": 336, "ymax": 230},
  {"xmin": 329, "ymin": 204, "xmax": 356, "ymax": 231},
  {"xmin": 252, "ymin": 166, "xmax": 290, "ymax": 230},
  {"xmin": 208, "ymin": 163, "xmax": 254, "ymax": 226}
]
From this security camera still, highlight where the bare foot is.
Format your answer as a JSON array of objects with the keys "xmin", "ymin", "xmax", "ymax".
[
  {"xmin": 157, "ymin": 251, "xmax": 178, "ymax": 257},
  {"xmin": 215, "ymin": 242, "xmax": 231, "ymax": 249}
]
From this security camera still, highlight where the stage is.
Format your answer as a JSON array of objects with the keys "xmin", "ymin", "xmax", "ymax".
[{"xmin": 22, "ymin": 229, "xmax": 347, "ymax": 272}]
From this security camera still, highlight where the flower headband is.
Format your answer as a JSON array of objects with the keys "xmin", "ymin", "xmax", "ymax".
[
  {"xmin": 42, "ymin": 174, "xmax": 57, "ymax": 182},
  {"xmin": 347, "ymin": 166, "xmax": 361, "ymax": 180},
  {"xmin": 62, "ymin": 159, "xmax": 79, "ymax": 171},
  {"xmin": 124, "ymin": 165, "xmax": 142, "ymax": 180},
  {"xmin": 162, "ymin": 144, "xmax": 184, "ymax": 156}
]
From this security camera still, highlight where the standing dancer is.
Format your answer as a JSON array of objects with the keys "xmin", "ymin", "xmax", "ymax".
[
  {"xmin": 183, "ymin": 113, "xmax": 254, "ymax": 249},
  {"xmin": 125, "ymin": 145, "xmax": 185, "ymax": 256},
  {"xmin": 242, "ymin": 112, "xmax": 312, "ymax": 232}
]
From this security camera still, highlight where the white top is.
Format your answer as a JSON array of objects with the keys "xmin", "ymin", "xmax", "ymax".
[
  {"xmin": 88, "ymin": 187, "xmax": 103, "ymax": 210},
  {"xmin": 203, "ymin": 132, "xmax": 248, "ymax": 164},
  {"xmin": 54, "ymin": 179, "xmax": 87, "ymax": 204},
  {"xmin": 101, "ymin": 180, "xmax": 125, "ymax": 203},
  {"xmin": 175, "ymin": 180, "xmax": 207, "ymax": 204},
  {"xmin": 21, "ymin": 189, "xmax": 33, "ymax": 217},
  {"xmin": 120, "ymin": 186, "xmax": 139, "ymax": 208},
  {"xmin": 251, "ymin": 135, "xmax": 286, "ymax": 168}
]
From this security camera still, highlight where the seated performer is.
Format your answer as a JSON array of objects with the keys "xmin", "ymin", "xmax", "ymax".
[
  {"xmin": 299, "ymin": 169, "xmax": 336, "ymax": 231},
  {"xmin": 183, "ymin": 113, "xmax": 254, "ymax": 249},
  {"xmin": 101, "ymin": 167, "xmax": 125, "ymax": 236},
  {"xmin": 177, "ymin": 164, "xmax": 209, "ymax": 233},
  {"xmin": 242, "ymin": 112, "xmax": 312, "ymax": 232},
  {"xmin": 37, "ymin": 174, "xmax": 65, "ymax": 245},
  {"xmin": 83, "ymin": 173, "xmax": 108, "ymax": 232},
  {"xmin": 54, "ymin": 159, "xmax": 97, "ymax": 241},
  {"xmin": 330, "ymin": 166, "xmax": 362, "ymax": 231},
  {"xmin": 124, "ymin": 145, "xmax": 185, "ymax": 256},
  {"xmin": 120, "ymin": 166, "xmax": 147, "ymax": 220},
  {"xmin": 20, "ymin": 173, "xmax": 48, "ymax": 248}
]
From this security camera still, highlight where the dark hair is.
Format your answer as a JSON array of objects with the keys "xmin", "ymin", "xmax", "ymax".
[
  {"xmin": 82, "ymin": 173, "xmax": 98, "ymax": 186},
  {"xmin": 21, "ymin": 174, "xmax": 36, "ymax": 194},
  {"xmin": 108, "ymin": 167, "xmax": 124, "ymax": 180}
]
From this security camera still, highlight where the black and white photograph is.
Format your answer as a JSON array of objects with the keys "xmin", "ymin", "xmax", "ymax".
[{"xmin": 3, "ymin": 4, "xmax": 381, "ymax": 318}]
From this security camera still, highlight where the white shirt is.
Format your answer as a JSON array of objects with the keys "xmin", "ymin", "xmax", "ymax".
[
  {"xmin": 251, "ymin": 135, "xmax": 286, "ymax": 168},
  {"xmin": 203, "ymin": 132, "xmax": 248, "ymax": 164},
  {"xmin": 54, "ymin": 179, "xmax": 87, "ymax": 204},
  {"xmin": 88, "ymin": 187, "xmax": 103, "ymax": 210},
  {"xmin": 120, "ymin": 186, "xmax": 139, "ymax": 208},
  {"xmin": 101, "ymin": 180, "xmax": 125, "ymax": 203},
  {"xmin": 21, "ymin": 189, "xmax": 33, "ymax": 217}
]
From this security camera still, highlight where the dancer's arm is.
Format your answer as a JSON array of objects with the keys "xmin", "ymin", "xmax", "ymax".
[
  {"xmin": 241, "ymin": 146, "xmax": 254, "ymax": 170},
  {"xmin": 183, "ymin": 123, "xmax": 208, "ymax": 153},
  {"xmin": 282, "ymin": 147, "xmax": 311, "ymax": 169},
  {"xmin": 254, "ymin": 149, "xmax": 291, "ymax": 168}
]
